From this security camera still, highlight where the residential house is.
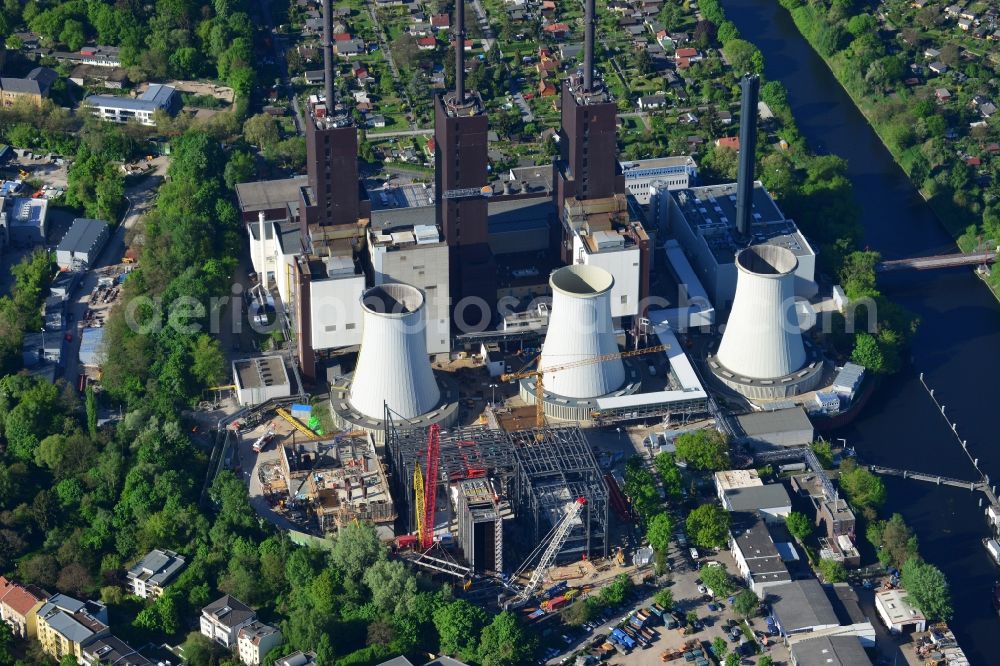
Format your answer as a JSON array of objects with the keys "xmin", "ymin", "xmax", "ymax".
[
  {"xmin": 353, "ymin": 65, "xmax": 372, "ymax": 82},
  {"xmin": 541, "ymin": 0, "xmax": 557, "ymax": 16},
  {"xmin": 935, "ymin": 87, "xmax": 952, "ymax": 101},
  {"xmin": 874, "ymin": 589, "xmax": 926, "ymax": 634},
  {"xmin": 430, "ymin": 13, "xmax": 450, "ymax": 29},
  {"xmin": 126, "ymin": 549, "xmax": 186, "ymax": 600},
  {"xmin": 958, "ymin": 17, "xmax": 973, "ymax": 30},
  {"xmin": 417, "ymin": 36, "xmax": 437, "ymax": 50},
  {"xmin": 944, "ymin": 4, "xmax": 962, "ymax": 17},
  {"xmin": 69, "ymin": 64, "xmax": 129, "ymax": 89},
  {"xmin": 450, "ymin": 39, "xmax": 474, "ymax": 51},
  {"xmin": 200, "ymin": 595, "xmax": 257, "ymax": 648},
  {"xmin": 717, "ymin": 110, "xmax": 732, "ymax": 124},
  {"xmin": 84, "ymin": 83, "xmax": 179, "ymax": 126},
  {"xmin": 675, "ymin": 47, "xmax": 701, "ymax": 61},
  {"xmin": 767, "ymin": 580, "xmax": 840, "ymax": 638},
  {"xmin": 35, "ymin": 594, "xmax": 110, "ymax": 664},
  {"xmin": 237, "ymin": 621, "xmax": 283, "ymax": 666},
  {"xmin": 960, "ymin": 8, "xmax": 977, "ymax": 20},
  {"xmin": 638, "ymin": 94, "xmax": 667, "ymax": 110},
  {"xmin": 0, "ymin": 67, "xmax": 59, "ymax": 107},
  {"xmin": 335, "ymin": 39, "xmax": 365, "ymax": 57},
  {"xmin": 368, "ymin": 114, "xmax": 386, "ymax": 128},
  {"xmin": 304, "ymin": 70, "xmax": 324, "ymax": 85},
  {"xmin": 538, "ymin": 80, "xmax": 557, "ymax": 96},
  {"xmin": 715, "ymin": 136, "xmax": 740, "ymax": 150},
  {"xmin": 929, "ymin": 61, "xmax": 948, "ymax": 74},
  {"xmin": 82, "ymin": 635, "xmax": 154, "ymax": 665},
  {"xmin": 923, "ymin": 47, "xmax": 941, "ymax": 59},
  {"xmin": 729, "ymin": 514, "xmax": 793, "ymax": 594},
  {"xmin": 543, "ymin": 23, "xmax": 570, "ymax": 39},
  {"xmin": 0, "ymin": 577, "xmax": 47, "ymax": 638}
]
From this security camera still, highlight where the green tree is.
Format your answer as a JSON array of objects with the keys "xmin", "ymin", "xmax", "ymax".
[
  {"xmin": 725, "ymin": 653, "xmax": 741, "ymax": 666},
  {"xmin": 852, "ymin": 332, "xmax": 885, "ymax": 373},
  {"xmin": 433, "ymin": 599, "xmax": 487, "ymax": 661},
  {"xmin": 838, "ymin": 460, "xmax": 886, "ymax": 515},
  {"xmin": 712, "ymin": 637, "xmax": 728, "ymax": 660},
  {"xmin": 675, "ymin": 430, "xmax": 730, "ymax": 471},
  {"xmin": 180, "ymin": 631, "xmax": 226, "ymax": 666},
  {"xmin": 654, "ymin": 452, "xmax": 684, "ymax": 498},
  {"xmin": 686, "ymin": 505, "xmax": 730, "ymax": 549},
  {"xmin": 654, "ymin": 588, "xmax": 674, "ymax": 609},
  {"xmin": 700, "ymin": 564, "xmax": 735, "ymax": 597},
  {"xmin": 867, "ymin": 513, "xmax": 919, "ymax": 569},
  {"xmin": 223, "ymin": 150, "xmax": 255, "ymax": 188},
  {"xmin": 85, "ymin": 384, "xmax": 98, "ymax": 438},
  {"xmin": 478, "ymin": 611, "xmax": 537, "ymax": 666},
  {"xmin": 811, "ymin": 440, "xmax": 834, "ymax": 469},
  {"xmin": 723, "ymin": 39, "xmax": 764, "ymax": 75},
  {"xmin": 330, "ymin": 515, "xmax": 385, "ymax": 580},
  {"xmin": 901, "ymin": 558, "xmax": 952, "ymax": 622},
  {"xmin": 758, "ymin": 658, "xmax": 774, "ymax": 666},
  {"xmin": 818, "ymin": 558, "xmax": 847, "ymax": 583},
  {"xmin": 243, "ymin": 113, "xmax": 281, "ymax": 150},
  {"xmin": 561, "ymin": 598, "xmax": 597, "ymax": 626},
  {"xmin": 734, "ymin": 589, "xmax": 759, "ymax": 617},
  {"xmin": 624, "ymin": 456, "xmax": 661, "ymax": 522},
  {"xmin": 362, "ymin": 559, "xmax": 419, "ymax": 617},
  {"xmin": 190, "ymin": 335, "xmax": 226, "ymax": 387},
  {"xmin": 647, "ymin": 512, "xmax": 673, "ymax": 553},
  {"xmin": 785, "ymin": 511, "xmax": 812, "ymax": 542},
  {"xmin": 598, "ymin": 573, "xmax": 634, "ymax": 605}
]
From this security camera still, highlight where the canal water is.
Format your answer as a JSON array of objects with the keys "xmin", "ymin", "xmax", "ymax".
[{"xmin": 720, "ymin": 0, "xmax": 1000, "ymax": 660}]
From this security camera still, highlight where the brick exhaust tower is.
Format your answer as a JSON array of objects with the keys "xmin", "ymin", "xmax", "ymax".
[
  {"xmin": 736, "ymin": 73, "xmax": 760, "ymax": 237},
  {"xmin": 434, "ymin": 0, "xmax": 495, "ymax": 329}
]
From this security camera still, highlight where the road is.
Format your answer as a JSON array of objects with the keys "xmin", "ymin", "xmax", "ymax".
[
  {"xmin": 256, "ymin": 0, "xmax": 304, "ymax": 135},
  {"xmin": 61, "ymin": 164, "xmax": 165, "ymax": 384},
  {"xmin": 368, "ymin": 127, "xmax": 435, "ymax": 138},
  {"xmin": 469, "ymin": 0, "xmax": 497, "ymax": 52}
]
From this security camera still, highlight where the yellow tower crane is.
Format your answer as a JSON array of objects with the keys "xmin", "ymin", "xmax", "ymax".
[{"xmin": 500, "ymin": 344, "xmax": 670, "ymax": 429}]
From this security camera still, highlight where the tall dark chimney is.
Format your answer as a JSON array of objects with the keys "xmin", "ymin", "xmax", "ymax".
[
  {"xmin": 583, "ymin": 0, "xmax": 595, "ymax": 91},
  {"xmin": 455, "ymin": 0, "xmax": 466, "ymax": 103},
  {"xmin": 322, "ymin": 0, "xmax": 335, "ymax": 112},
  {"xmin": 736, "ymin": 74, "xmax": 760, "ymax": 237}
]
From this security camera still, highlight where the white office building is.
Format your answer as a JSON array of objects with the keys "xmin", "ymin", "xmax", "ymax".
[{"xmin": 620, "ymin": 156, "xmax": 698, "ymax": 204}]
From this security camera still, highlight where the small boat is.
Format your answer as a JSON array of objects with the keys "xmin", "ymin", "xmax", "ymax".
[{"xmin": 984, "ymin": 538, "xmax": 1000, "ymax": 566}]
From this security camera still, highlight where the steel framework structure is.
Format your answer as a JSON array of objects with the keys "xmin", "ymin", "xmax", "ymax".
[{"xmin": 509, "ymin": 427, "xmax": 609, "ymax": 560}]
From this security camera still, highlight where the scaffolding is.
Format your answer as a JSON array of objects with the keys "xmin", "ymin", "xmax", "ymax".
[
  {"xmin": 510, "ymin": 427, "xmax": 610, "ymax": 560},
  {"xmin": 455, "ymin": 478, "xmax": 512, "ymax": 574}
]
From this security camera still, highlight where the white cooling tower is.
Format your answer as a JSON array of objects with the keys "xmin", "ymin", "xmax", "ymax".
[
  {"xmin": 349, "ymin": 283, "xmax": 440, "ymax": 420},
  {"xmin": 538, "ymin": 265, "xmax": 626, "ymax": 398},
  {"xmin": 717, "ymin": 245, "xmax": 806, "ymax": 379}
]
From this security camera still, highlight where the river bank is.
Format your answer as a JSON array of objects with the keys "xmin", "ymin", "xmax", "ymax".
[
  {"xmin": 719, "ymin": 0, "xmax": 1000, "ymax": 660},
  {"xmin": 770, "ymin": 0, "xmax": 1000, "ymax": 295}
]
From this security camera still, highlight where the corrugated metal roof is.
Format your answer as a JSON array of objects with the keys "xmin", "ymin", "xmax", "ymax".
[{"xmin": 57, "ymin": 218, "xmax": 108, "ymax": 254}]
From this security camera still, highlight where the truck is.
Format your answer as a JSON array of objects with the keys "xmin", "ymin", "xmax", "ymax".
[
  {"xmin": 610, "ymin": 629, "xmax": 636, "ymax": 651},
  {"xmin": 543, "ymin": 581, "xmax": 568, "ymax": 599},
  {"xmin": 541, "ymin": 595, "xmax": 568, "ymax": 611},
  {"xmin": 252, "ymin": 429, "xmax": 275, "ymax": 453},
  {"xmin": 649, "ymin": 603, "xmax": 667, "ymax": 619},
  {"xmin": 629, "ymin": 613, "xmax": 648, "ymax": 630}
]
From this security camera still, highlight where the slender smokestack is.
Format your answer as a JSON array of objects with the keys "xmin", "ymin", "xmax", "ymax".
[
  {"xmin": 455, "ymin": 0, "xmax": 466, "ymax": 102},
  {"xmin": 736, "ymin": 74, "xmax": 760, "ymax": 236},
  {"xmin": 583, "ymin": 0, "xmax": 595, "ymax": 91},
  {"xmin": 322, "ymin": 0, "xmax": 335, "ymax": 114}
]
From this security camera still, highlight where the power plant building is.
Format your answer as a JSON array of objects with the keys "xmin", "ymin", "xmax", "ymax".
[
  {"xmin": 665, "ymin": 181, "xmax": 817, "ymax": 312},
  {"xmin": 620, "ymin": 156, "xmax": 699, "ymax": 204}
]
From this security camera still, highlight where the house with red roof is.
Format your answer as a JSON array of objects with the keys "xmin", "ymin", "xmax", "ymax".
[
  {"xmin": 333, "ymin": 33, "xmax": 352, "ymax": 42},
  {"xmin": 450, "ymin": 38, "xmax": 474, "ymax": 51},
  {"xmin": 543, "ymin": 23, "xmax": 570, "ymax": 39},
  {"xmin": 417, "ymin": 36, "xmax": 437, "ymax": 50},
  {"xmin": 0, "ymin": 576, "xmax": 48, "ymax": 638},
  {"xmin": 430, "ymin": 13, "xmax": 450, "ymax": 30},
  {"xmin": 538, "ymin": 80, "xmax": 557, "ymax": 96},
  {"xmin": 715, "ymin": 136, "xmax": 740, "ymax": 151},
  {"xmin": 675, "ymin": 47, "xmax": 699, "ymax": 58}
]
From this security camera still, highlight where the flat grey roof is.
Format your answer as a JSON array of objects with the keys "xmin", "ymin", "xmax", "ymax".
[
  {"xmin": 825, "ymin": 583, "xmax": 867, "ymax": 626},
  {"xmin": 58, "ymin": 218, "xmax": 108, "ymax": 254},
  {"xmin": 736, "ymin": 407, "xmax": 813, "ymax": 436},
  {"xmin": 725, "ymin": 483, "xmax": 792, "ymax": 512},
  {"xmin": 84, "ymin": 635, "xmax": 154, "ymax": 665},
  {"xmin": 236, "ymin": 176, "xmax": 307, "ymax": 213},
  {"xmin": 127, "ymin": 549, "xmax": 186, "ymax": 587},
  {"xmin": 370, "ymin": 204, "xmax": 436, "ymax": 231},
  {"xmin": 730, "ymin": 513, "xmax": 791, "ymax": 583},
  {"xmin": 85, "ymin": 84, "xmax": 176, "ymax": 112},
  {"xmin": 790, "ymin": 635, "xmax": 871, "ymax": 665},
  {"xmin": 367, "ymin": 183, "xmax": 436, "ymax": 210},
  {"xmin": 768, "ymin": 579, "xmax": 840, "ymax": 632},
  {"xmin": 234, "ymin": 356, "xmax": 289, "ymax": 390},
  {"xmin": 488, "ymin": 197, "xmax": 554, "ymax": 233}
]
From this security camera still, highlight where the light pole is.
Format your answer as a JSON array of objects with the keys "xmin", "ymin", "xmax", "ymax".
[{"xmin": 489, "ymin": 383, "xmax": 499, "ymax": 406}]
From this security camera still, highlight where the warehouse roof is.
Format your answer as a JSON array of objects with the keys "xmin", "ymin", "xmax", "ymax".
[
  {"xmin": 724, "ymin": 483, "xmax": 792, "ymax": 512},
  {"xmin": 58, "ymin": 218, "xmax": 108, "ymax": 254},
  {"xmin": 789, "ymin": 635, "xmax": 871, "ymax": 665},
  {"xmin": 736, "ymin": 407, "xmax": 813, "ymax": 436},
  {"xmin": 768, "ymin": 579, "xmax": 840, "ymax": 632}
]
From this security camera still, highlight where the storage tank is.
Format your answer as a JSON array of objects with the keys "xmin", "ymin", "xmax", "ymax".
[
  {"xmin": 348, "ymin": 283, "xmax": 440, "ymax": 420},
  {"xmin": 538, "ymin": 265, "xmax": 625, "ymax": 398},
  {"xmin": 717, "ymin": 245, "xmax": 806, "ymax": 379}
]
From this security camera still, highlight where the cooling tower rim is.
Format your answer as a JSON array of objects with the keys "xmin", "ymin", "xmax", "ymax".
[
  {"xmin": 735, "ymin": 244, "xmax": 799, "ymax": 278},
  {"xmin": 359, "ymin": 283, "xmax": 424, "ymax": 318},
  {"xmin": 549, "ymin": 264, "xmax": 615, "ymax": 298}
]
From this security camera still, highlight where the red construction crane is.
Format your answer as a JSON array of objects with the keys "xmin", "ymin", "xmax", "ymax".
[{"xmin": 420, "ymin": 424, "xmax": 442, "ymax": 549}]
